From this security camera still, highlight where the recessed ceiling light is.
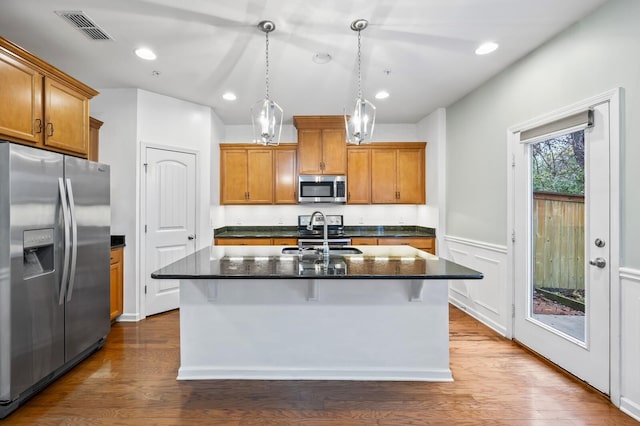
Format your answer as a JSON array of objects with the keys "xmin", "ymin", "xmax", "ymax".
[
  {"xmin": 375, "ymin": 91, "xmax": 390, "ymax": 100},
  {"xmin": 222, "ymin": 92, "xmax": 237, "ymax": 101},
  {"xmin": 135, "ymin": 47, "xmax": 157, "ymax": 60},
  {"xmin": 475, "ymin": 42, "xmax": 499, "ymax": 55},
  {"xmin": 312, "ymin": 53, "xmax": 332, "ymax": 64}
]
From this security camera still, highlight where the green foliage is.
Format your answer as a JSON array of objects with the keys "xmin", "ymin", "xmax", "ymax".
[{"xmin": 531, "ymin": 131, "xmax": 585, "ymax": 195}]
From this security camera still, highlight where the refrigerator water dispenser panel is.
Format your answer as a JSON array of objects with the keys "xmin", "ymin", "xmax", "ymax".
[{"xmin": 23, "ymin": 228, "xmax": 54, "ymax": 279}]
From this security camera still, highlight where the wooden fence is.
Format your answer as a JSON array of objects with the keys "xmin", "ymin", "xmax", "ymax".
[{"xmin": 532, "ymin": 192, "xmax": 585, "ymax": 290}]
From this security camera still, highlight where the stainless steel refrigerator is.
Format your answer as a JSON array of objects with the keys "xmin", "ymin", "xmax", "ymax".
[{"xmin": 0, "ymin": 141, "xmax": 110, "ymax": 418}]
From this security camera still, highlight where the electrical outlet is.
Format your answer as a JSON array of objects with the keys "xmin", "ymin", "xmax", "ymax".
[
  {"xmin": 358, "ymin": 216, "xmax": 364, "ymax": 224},
  {"xmin": 277, "ymin": 217, "xmax": 283, "ymax": 224},
  {"xmin": 399, "ymin": 216, "xmax": 405, "ymax": 224}
]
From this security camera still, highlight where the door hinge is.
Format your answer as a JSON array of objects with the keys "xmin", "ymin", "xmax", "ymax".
[
  {"xmin": 144, "ymin": 285, "xmax": 147, "ymax": 295},
  {"xmin": 512, "ymin": 304, "xmax": 515, "ymax": 318},
  {"xmin": 143, "ymin": 163, "xmax": 148, "ymax": 172},
  {"xmin": 511, "ymin": 230, "xmax": 516, "ymax": 243},
  {"xmin": 512, "ymin": 154, "xmax": 516, "ymax": 168},
  {"xmin": 144, "ymin": 224, "xmax": 147, "ymax": 233}
]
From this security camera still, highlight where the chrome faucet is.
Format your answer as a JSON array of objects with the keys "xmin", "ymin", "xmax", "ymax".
[{"xmin": 308, "ymin": 211, "xmax": 329, "ymax": 257}]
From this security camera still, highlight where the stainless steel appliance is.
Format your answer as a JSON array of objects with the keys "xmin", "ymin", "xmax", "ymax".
[
  {"xmin": 297, "ymin": 214, "xmax": 351, "ymax": 246},
  {"xmin": 0, "ymin": 142, "xmax": 110, "ymax": 418},
  {"xmin": 298, "ymin": 175, "xmax": 346, "ymax": 204}
]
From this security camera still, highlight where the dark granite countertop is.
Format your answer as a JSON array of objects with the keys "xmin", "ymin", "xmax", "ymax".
[
  {"xmin": 151, "ymin": 245, "xmax": 482, "ymax": 280},
  {"xmin": 111, "ymin": 235, "xmax": 126, "ymax": 249},
  {"xmin": 214, "ymin": 226, "xmax": 299, "ymax": 239},
  {"xmin": 213, "ymin": 226, "xmax": 435, "ymax": 239}
]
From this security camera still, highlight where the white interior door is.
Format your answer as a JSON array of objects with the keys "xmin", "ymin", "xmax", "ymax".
[
  {"xmin": 145, "ymin": 147, "xmax": 196, "ymax": 316},
  {"xmin": 513, "ymin": 101, "xmax": 610, "ymax": 393}
]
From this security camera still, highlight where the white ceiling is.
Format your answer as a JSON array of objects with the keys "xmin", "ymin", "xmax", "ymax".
[{"xmin": 0, "ymin": 0, "xmax": 609, "ymax": 125}]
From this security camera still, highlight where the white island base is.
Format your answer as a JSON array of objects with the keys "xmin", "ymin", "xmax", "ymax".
[{"xmin": 178, "ymin": 278, "xmax": 452, "ymax": 382}]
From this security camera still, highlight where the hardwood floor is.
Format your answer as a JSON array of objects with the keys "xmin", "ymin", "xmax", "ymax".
[{"xmin": 3, "ymin": 306, "xmax": 636, "ymax": 425}]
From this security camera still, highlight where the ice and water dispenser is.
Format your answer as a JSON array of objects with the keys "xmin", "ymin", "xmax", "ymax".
[{"xmin": 23, "ymin": 228, "xmax": 54, "ymax": 278}]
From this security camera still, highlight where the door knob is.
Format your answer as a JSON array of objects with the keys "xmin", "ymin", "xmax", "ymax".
[
  {"xmin": 187, "ymin": 234, "xmax": 195, "ymax": 240},
  {"xmin": 589, "ymin": 257, "xmax": 606, "ymax": 268}
]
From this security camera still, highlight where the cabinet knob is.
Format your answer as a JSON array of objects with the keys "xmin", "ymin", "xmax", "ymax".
[
  {"xmin": 34, "ymin": 119, "xmax": 43, "ymax": 134},
  {"xmin": 46, "ymin": 122, "xmax": 54, "ymax": 137}
]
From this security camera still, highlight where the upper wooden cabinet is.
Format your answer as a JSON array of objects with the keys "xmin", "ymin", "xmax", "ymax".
[
  {"xmin": 0, "ymin": 37, "xmax": 98, "ymax": 158},
  {"xmin": 0, "ymin": 51, "xmax": 43, "ymax": 144},
  {"xmin": 371, "ymin": 143, "xmax": 426, "ymax": 204},
  {"xmin": 220, "ymin": 144, "xmax": 297, "ymax": 205},
  {"xmin": 274, "ymin": 148, "xmax": 298, "ymax": 204},
  {"xmin": 294, "ymin": 116, "xmax": 347, "ymax": 175},
  {"xmin": 220, "ymin": 146, "xmax": 273, "ymax": 204},
  {"xmin": 346, "ymin": 147, "xmax": 371, "ymax": 204},
  {"xmin": 88, "ymin": 117, "xmax": 103, "ymax": 162}
]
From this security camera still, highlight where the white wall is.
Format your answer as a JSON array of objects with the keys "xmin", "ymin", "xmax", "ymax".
[
  {"xmin": 443, "ymin": 0, "xmax": 640, "ymax": 416},
  {"xmin": 91, "ymin": 89, "xmax": 139, "ymax": 319},
  {"xmin": 92, "ymin": 89, "xmax": 218, "ymax": 320}
]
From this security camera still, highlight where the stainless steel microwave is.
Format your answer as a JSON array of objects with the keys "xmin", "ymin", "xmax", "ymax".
[{"xmin": 298, "ymin": 175, "xmax": 346, "ymax": 203}]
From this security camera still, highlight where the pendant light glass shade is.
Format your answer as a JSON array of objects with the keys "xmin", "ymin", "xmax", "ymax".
[
  {"xmin": 251, "ymin": 98, "xmax": 283, "ymax": 146},
  {"xmin": 345, "ymin": 19, "xmax": 375, "ymax": 145},
  {"xmin": 252, "ymin": 20, "xmax": 283, "ymax": 146},
  {"xmin": 345, "ymin": 97, "xmax": 376, "ymax": 145}
]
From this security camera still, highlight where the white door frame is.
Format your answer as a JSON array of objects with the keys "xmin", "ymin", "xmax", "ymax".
[
  {"xmin": 506, "ymin": 88, "xmax": 621, "ymax": 404},
  {"xmin": 139, "ymin": 141, "xmax": 200, "ymax": 319}
]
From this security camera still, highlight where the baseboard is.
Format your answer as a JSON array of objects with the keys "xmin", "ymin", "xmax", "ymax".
[
  {"xmin": 115, "ymin": 313, "xmax": 143, "ymax": 322},
  {"xmin": 620, "ymin": 397, "xmax": 640, "ymax": 422},
  {"xmin": 449, "ymin": 299, "xmax": 508, "ymax": 336},
  {"xmin": 177, "ymin": 366, "xmax": 454, "ymax": 382}
]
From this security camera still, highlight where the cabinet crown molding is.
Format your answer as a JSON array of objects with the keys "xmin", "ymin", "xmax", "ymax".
[
  {"xmin": 0, "ymin": 36, "xmax": 98, "ymax": 98},
  {"xmin": 293, "ymin": 115, "xmax": 345, "ymax": 129}
]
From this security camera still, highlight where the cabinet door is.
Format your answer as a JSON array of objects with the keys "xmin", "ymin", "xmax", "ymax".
[
  {"xmin": 371, "ymin": 149, "xmax": 397, "ymax": 203},
  {"xmin": 110, "ymin": 248, "xmax": 123, "ymax": 321},
  {"xmin": 377, "ymin": 237, "xmax": 435, "ymax": 254},
  {"xmin": 397, "ymin": 149, "xmax": 425, "ymax": 204},
  {"xmin": 43, "ymin": 77, "xmax": 90, "ymax": 157},
  {"xmin": 347, "ymin": 148, "xmax": 370, "ymax": 204},
  {"xmin": 274, "ymin": 149, "xmax": 297, "ymax": 204},
  {"xmin": 0, "ymin": 51, "xmax": 43, "ymax": 144},
  {"xmin": 298, "ymin": 129, "xmax": 323, "ymax": 174},
  {"xmin": 247, "ymin": 149, "xmax": 273, "ymax": 203},
  {"xmin": 351, "ymin": 237, "xmax": 377, "ymax": 245},
  {"xmin": 272, "ymin": 238, "xmax": 298, "ymax": 245},
  {"xmin": 321, "ymin": 128, "xmax": 347, "ymax": 174},
  {"xmin": 220, "ymin": 149, "xmax": 249, "ymax": 204}
]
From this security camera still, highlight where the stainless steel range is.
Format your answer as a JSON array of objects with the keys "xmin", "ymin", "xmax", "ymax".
[{"xmin": 297, "ymin": 214, "xmax": 351, "ymax": 246}]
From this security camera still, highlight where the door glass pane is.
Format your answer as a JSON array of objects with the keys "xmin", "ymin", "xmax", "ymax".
[{"xmin": 530, "ymin": 130, "xmax": 585, "ymax": 342}]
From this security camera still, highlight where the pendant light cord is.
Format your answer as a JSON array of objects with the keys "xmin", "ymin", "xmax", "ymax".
[
  {"xmin": 265, "ymin": 31, "xmax": 270, "ymax": 100},
  {"xmin": 357, "ymin": 29, "xmax": 362, "ymax": 100}
]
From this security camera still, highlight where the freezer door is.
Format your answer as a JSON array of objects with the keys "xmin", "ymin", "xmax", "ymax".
[
  {"xmin": 0, "ymin": 143, "xmax": 65, "ymax": 403},
  {"xmin": 63, "ymin": 156, "xmax": 110, "ymax": 362}
]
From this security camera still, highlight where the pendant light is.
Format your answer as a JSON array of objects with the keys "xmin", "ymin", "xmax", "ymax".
[
  {"xmin": 345, "ymin": 19, "xmax": 376, "ymax": 145},
  {"xmin": 251, "ymin": 20, "xmax": 283, "ymax": 146}
]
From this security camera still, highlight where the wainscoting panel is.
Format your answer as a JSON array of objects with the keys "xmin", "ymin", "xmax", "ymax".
[
  {"xmin": 442, "ymin": 236, "xmax": 509, "ymax": 337},
  {"xmin": 620, "ymin": 267, "xmax": 640, "ymax": 422}
]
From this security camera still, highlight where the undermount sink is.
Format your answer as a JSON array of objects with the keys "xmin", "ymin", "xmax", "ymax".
[{"xmin": 281, "ymin": 246, "xmax": 363, "ymax": 255}]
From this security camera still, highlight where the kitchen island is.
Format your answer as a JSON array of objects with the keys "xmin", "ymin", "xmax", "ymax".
[{"xmin": 151, "ymin": 245, "xmax": 482, "ymax": 382}]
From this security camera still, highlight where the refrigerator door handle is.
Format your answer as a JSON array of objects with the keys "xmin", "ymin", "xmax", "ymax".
[
  {"xmin": 58, "ymin": 178, "xmax": 71, "ymax": 305},
  {"xmin": 65, "ymin": 178, "xmax": 78, "ymax": 302}
]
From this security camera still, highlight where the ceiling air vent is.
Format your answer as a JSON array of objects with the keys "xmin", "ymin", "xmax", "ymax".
[{"xmin": 55, "ymin": 10, "xmax": 113, "ymax": 41}]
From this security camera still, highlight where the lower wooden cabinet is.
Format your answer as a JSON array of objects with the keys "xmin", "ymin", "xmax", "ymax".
[
  {"xmin": 215, "ymin": 238, "xmax": 298, "ymax": 246},
  {"xmin": 352, "ymin": 236, "xmax": 436, "ymax": 255},
  {"xmin": 110, "ymin": 247, "xmax": 124, "ymax": 321}
]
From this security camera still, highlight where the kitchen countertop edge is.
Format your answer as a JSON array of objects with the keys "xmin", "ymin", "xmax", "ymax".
[{"xmin": 213, "ymin": 226, "xmax": 436, "ymax": 239}]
